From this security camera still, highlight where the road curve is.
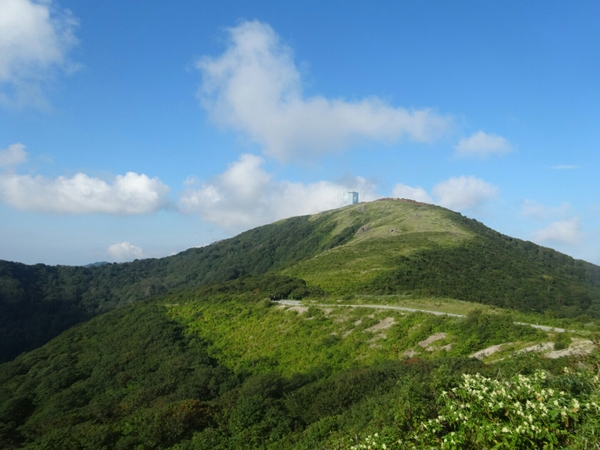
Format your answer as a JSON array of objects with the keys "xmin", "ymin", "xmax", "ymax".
[{"xmin": 274, "ymin": 300, "xmax": 567, "ymax": 333}]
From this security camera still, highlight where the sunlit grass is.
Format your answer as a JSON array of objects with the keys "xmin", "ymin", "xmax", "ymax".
[
  {"xmin": 165, "ymin": 292, "xmax": 550, "ymax": 378},
  {"xmin": 308, "ymin": 294, "xmax": 600, "ymax": 335}
]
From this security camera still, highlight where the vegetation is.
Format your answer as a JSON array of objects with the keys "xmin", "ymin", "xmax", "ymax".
[
  {"xmin": 1, "ymin": 272, "xmax": 596, "ymax": 449},
  {"xmin": 0, "ymin": 213, "xmax": 354, "ymax": 362},
  {"xmin": 352, "ymin": 368, "xmax": 600, "ymax": 449},
  {"xmin": 2, "ymin": 199, "xmax": 600, "ymax": 448},
  {"xmin": 364, "ymin": 236, "xmax": 600, "ymax": 317},
  {"xmin": 2, "ymin": 200, "xmax": 600, "ymax": 362}
]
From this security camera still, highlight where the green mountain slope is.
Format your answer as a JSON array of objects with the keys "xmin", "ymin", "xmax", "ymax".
[
  {"xmin": 0, "ymin": 214, "xmax": 356, "ymax": 362},
  {"xmin": 3, "ymin": 199, "xmax": 600, "ymax": 449},
  {"xmin": 284, "ymin": 201, "xmax": 600, "ymax": 317},
  {"xmin": 0, "ymin": 276, "xmax": 555, "ymax": 449},
  {"xmin": 2, "ymin": 199, "xmax": 600, "ymax": 363},
  {"xmin": 1, "ymin": 275, "xmax": 596, "ymax": 449}
]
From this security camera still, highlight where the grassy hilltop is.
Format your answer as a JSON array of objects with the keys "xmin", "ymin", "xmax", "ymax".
[{"xmin": 282, "ymin": 200, "xmax": 600, "ymax": 317}]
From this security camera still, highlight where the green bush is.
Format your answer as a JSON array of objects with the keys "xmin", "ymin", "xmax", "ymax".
[
  {"xmin": 352, "ymin": 366, "xmax": 600, "ymax": 449},
  {"xmin": 553, "ymin": 332, "xmax": 572, "ymax": 351}
]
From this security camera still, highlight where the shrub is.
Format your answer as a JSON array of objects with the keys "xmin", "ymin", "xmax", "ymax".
[{"xmin": 352, "ymin": 367, "xmax": 600, "ymax": 449}]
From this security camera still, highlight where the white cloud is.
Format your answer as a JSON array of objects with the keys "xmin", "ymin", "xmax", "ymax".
[
  {"xmin": 520, "ymin": 199, "xmax": 572, "ymax": 220},
  {"xmin": 179, "ymin": 153, "xmax": 378, "ymax": 230},
  {"xmin": 532, "ymin": 218, "xmax": 581, "ymax": 245},
  {"xmin": 196, "ymin": 21, "xmax": 451, "ymax": 160},
  {"xmin": 0, "ymin": 171, "xmax": 170, "ymax": 214},
  {"xmin": 454, "ymin": 131, "xmax": 514, "ymax": 158},
  {"xmin": 0, "ymin": 0, "xmax": 79, "ymax": 108},
  {"xmin": 0, "ymin": 142, "xmax": 27, "ymax": 168},
  {"xmin": 391, "ymin": 183, "xmax": 433, "ymax": 203},
  {"xmin": 107, "ymin": 241, "xmax": 144, "ymax": 262},
  {"xmin": 432, "ymin": 176, "xmax": 499, "ymax": 211}
]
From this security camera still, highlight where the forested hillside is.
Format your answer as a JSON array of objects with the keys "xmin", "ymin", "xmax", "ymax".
[
  {"xmin": 0, "ymin": 214, "xmax": 359, "ymax": 362},
  {"xmin": 2, "ymin": 199, "xmax": 600, "ymax": 363},
  {"xmin": 1, "ymin": 275, "xmax": 599, "ymax": 449}
]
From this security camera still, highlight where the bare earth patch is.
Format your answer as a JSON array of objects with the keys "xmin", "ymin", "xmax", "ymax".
[
  {"xmin": 418, "ymin": 332, "xmax": 447, "ymax": 348},
  {"xmin": 284, "ymin": 306, "xmax": 309, "ymax": 315},
  {"xmin": 403, "ymin": 349, "xmax": 417, "ymax": 358},
  {"xmin": 470, "ymin": 343, "xmax": 514, "ymax": 360},
  {"xmin": 369, "ymin": 333, "xmax": 387, "ymax": 343},
  {"xmin": 470, "ymin": 339, "xmax": 597, "ymax": 361},
  {"xmin": 546, "ymin": 339, "xmax": 595, "ymax": 359},
  {"xmin": 517, "ymin": 342, "xmax": 554, "ymax": 354},
  {"xmin": 364, "ymin": 317, "xmax": 396, "ymax": 333}
]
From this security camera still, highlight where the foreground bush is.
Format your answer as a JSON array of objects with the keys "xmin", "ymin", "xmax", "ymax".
[{"xmin": 352, "ymin": 366, "xmax": 600, "ymax": 449}]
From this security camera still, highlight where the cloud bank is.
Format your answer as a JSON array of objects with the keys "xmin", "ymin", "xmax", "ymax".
[
  {"xmin": 391, "ymin": 176, "xmax": 498, "ymax": 212},
  {"xmin": 454, "ymin": 131, "xmax": 514, "ymax": 158},
  {"xmin": 432, "ymin": 176, "xmax": 499, "ymax": 211},
  {"xmin": 0, "ymin": 144, "xmax": 170, "ymax": 214},
  {"xmin": 532, "ymin": 218, "xmax": 581, "ymax": 245},
  {"xmin": 179, "ymin": 153, "xmax": 377, "ymax": 230},
  {"xmin": 181, "ymin": 153, "xmax": 499, "ymax": 232},
  {"xmin": 0, "ymin": 142, "xmax": 27, "ymax": 168},
  {"xmin": 107, "ymin": 241, "xmax": 144, "ymax": 262},
  {"xmin": 391, "ymin": 183, "xmax": 433, "ymax": 203},
  {"xmin": 520, "ymin": 200, "xmax": 572, "ymax": 220},
  {"xmin": 196, "ymin": 21, "xmax": 451, "ymax": 160},
  {"xmin": 0, "ymin": 168, "xmax": 170, "ymax": 215},
  {"xmin": 0, "ymin": 0, "xmax": 79, "ymax": 107}
]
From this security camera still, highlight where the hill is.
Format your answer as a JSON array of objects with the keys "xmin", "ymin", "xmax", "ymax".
[
  {"xmin": 2, "ymin": 199, "xmax": 600, "ymax": 362},
  {"xmin": 2, "ymin": 199, "xmax": 600, "ymax": 448},
  {"xmin": 1, "ymin": 275, "xmax": 599, "ymax": 449}
]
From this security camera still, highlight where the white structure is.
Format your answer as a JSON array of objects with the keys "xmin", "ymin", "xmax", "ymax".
[{"xmin": 343, "ymin": 191, "xmax": 359, "ymax": 206}]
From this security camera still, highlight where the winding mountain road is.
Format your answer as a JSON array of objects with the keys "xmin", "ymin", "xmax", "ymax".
[{"xmin": 275, "ymin": 300, "xmax": 567, "ymax": 333}]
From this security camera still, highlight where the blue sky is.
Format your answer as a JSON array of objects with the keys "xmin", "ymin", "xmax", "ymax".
[{"xmin": 1, "ymin": 0, "xmax": 599, "ymax": 265}]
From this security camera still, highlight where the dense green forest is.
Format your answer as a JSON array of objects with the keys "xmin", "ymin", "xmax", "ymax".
[
  {"xmin": 365, "ymin": 236, "xmax": 600, "ymax": 317},
  {"xmin": 1, "ymin": 276, "xmax": 599, "ymax": 449},
  {"xmin": 2, "ymin": 200, "xmax": 600, "ymax": 363}
]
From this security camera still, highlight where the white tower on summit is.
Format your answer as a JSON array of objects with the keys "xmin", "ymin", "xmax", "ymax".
[{"xmin": 343, "ymin": 191, "xmax": 359, "ymax": 206}]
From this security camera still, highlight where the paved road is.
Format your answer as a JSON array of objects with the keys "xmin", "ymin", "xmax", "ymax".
[
  {"xmin": 274, "ymin": 300, "xmax": 567, "ymax": 333},
  {"xmin": 320, "ymin": 303, "xmax": 465, "ymax": 318},
  {"xmin": 514, "ymin": 322, "xmax": 565, "ymax": 333}
]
